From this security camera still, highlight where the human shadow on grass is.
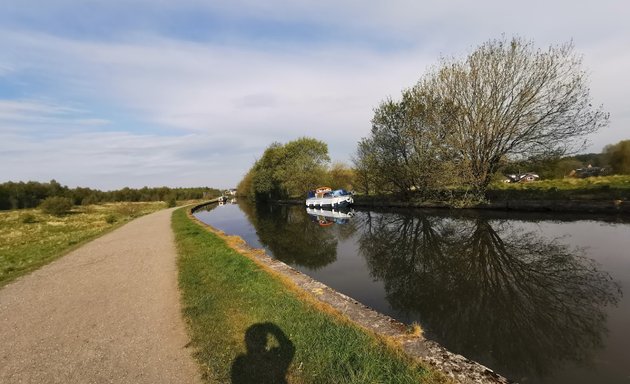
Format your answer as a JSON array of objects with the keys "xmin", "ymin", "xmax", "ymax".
[{"xmin": 231, "ymin": 322, "xmax": 295, "ymax": 384}]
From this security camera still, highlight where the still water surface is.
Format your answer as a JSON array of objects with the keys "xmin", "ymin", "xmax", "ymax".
[{"xmin": 194, "ymin": 201, "xmax": 629, "ymax": 384}]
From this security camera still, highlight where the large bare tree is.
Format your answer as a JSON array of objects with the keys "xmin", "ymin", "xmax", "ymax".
[{"xmin": 421, "ymin": 36, "xmax": 608, "ymax": 194}]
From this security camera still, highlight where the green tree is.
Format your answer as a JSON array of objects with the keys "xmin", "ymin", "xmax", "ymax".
[
  {"xmin": 502, "ymin": 155, "xmax": 584, "ymax": 179},
  {"xmin": 236, "ymin": 169, "xmax": 255, "ymax": 197},
  {"xmin": 361, "ymin": 96, "xmax": 417, "ymax": 194},
  {"xmin": 0, "ymin": 185, "xmax": 9, "ymax": 210},
  {"xmin": 39, "ymin": 196, "xmax": 74, "ymax": 216},
  {"xmin": 355, "ymin": 89, "xmax": 463, "ymax": 198},
  {"xmin": 549, "ymin": 158, "xmax": 584, "ymax": 178},
  {"xmin": 47, "ymin": 179, "xmax": 66, "ymax": 197},
  {"xmin": 573, "ymin": 153, "xmax": 606, "ymax": 167},
  {"xmin": 326, "ymin": 162, "xmax": 355, "ymax": 191},
  {"xmin": 252, "ymin": 142, "xmax": 286, "ymax": 200},
  {"xmin": 0, "ymin": 181, "xmax": 218, "ymax": 211},
  {"xmin": 240, "ymin": 138, "xmax": 330, "ymax": 201},
  {"xmin": 166, "ymin": 195, "xmax": 177, "ymax": 208},
  {"xmin": 352, "ymin": 140, "xmax": 379, "ymax": 195},
  {"xmin": 603, "ymin": 140, "xmax": 630, "ymax": 174},
  {"xmin": 277, "ymin": 137, "xmax": 330, "ymax": 197}
]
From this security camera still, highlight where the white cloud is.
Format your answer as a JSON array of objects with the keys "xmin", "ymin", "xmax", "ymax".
[
  {"xmin": 1, "ymin": 29, "xmax": 434, "ymax": 189},
  {"xmin": 1, "ymin": 0, "xmax": 628, "ymax": 188},
  {"xmin": 0, "ymin": 129, "xmax": 256, "ymax": 189},
  {"xmin": 0, "ymin": 99, "xmax": 110, "ymax": 135},
  {"xmin": 0, "ymin": 99, "xmax": 78, "ymax": 115}
]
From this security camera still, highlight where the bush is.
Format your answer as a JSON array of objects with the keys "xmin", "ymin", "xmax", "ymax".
[
  {"xmin": 105, "ymin": 214, "xmax": 117, "ymax": 224},
  {"xmin": 166, "ymin": 197, "xmax": 177, "ymax": 208},
  {"xmin": 114, "ymin": 203, "xmax": 140, "ymax": 218},
  {"xmin": 21, "ymin": 213, "xmax": 37, "ymax": 224},
  {"xmin": 39, "ymin": 197, "xmax": 74, "ymax": 216},
  {"xmin": 604, "ymin": 140, "xmax": 630, "ymax": 174}
]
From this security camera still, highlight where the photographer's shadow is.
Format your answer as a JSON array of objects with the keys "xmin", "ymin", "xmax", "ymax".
[{"xmin": 231, "ymin": 322, "xmax": 295, "ymax": 384}]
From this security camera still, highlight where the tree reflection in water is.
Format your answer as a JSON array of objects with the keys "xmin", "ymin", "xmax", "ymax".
[
  {"xmin": 237, "ymin": 201, "xmax": 339, "ymax": 269},
  {"xmin": 216, "ymin": 201, "xmax": 622, "ymax": 380},
  {"xmin": 357, "ymin": 212, "xmax": 621, "ymax": 379}
]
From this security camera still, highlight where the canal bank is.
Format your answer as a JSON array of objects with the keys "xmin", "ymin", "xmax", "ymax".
[
  {"xmin": 275, "ymin": 196, "xmax": 630, "ymax": 214},
  {"xmin": 194, "ymin": 200, "xmax": 627, "ymax": 384},
  {"xmin": 175, "ymin": 207, "xmax": 453, "ymax": 384},
  {"xmin": 184, "ymin": 202, "xmax": 510, "ymax": 384}
]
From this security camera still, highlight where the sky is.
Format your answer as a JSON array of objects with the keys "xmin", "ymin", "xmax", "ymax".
[{"xmin": 1, "ymin": 1, "xmax": 628, "ymax": 190}]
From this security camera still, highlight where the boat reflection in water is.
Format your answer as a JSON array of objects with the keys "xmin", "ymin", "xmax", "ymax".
[
  {"xmin": 196, "ymin": 202, "xmax": 625, "ymax": 384},
  {"xmin": 306, "ymin": 207, "xmax": 355, "ymax": 226}
]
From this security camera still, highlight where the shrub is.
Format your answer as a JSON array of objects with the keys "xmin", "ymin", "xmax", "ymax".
[
  {"xmin": 105, "ymin": 214, "xmax": 117, "ymax": 224},
  {"xmin": 166, "ymin": 197, "xmax": 177, "ymax": 208},
  {"xmin": 39, "ymin": 197, "xmax": 74, "ymax": 216},
  {"xmin": 114, "ymin": 203, "xmax": 140, "ymax": 218},
  {"xmin": 21, "ymin": 213, "xmax": 37, "ymax": 224}
]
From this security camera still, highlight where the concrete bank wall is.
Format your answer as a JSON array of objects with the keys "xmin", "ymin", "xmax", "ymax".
[
  {"xmin": 189, "ymin": 197, "xmax": 222, "ymax": 212},
  {"xmin": 187, "ymin": 203, "xmax": 511, "ymax": 384}
]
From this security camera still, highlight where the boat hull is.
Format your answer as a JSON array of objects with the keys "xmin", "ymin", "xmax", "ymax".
[{"xmin": 305, "ymin": 195, "xmax": 353, "ymax": 208}]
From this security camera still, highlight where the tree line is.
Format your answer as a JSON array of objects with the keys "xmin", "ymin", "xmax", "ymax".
[
  {"xmin": 500, "ymin": 142, "xmax": 630, "ymax": 180},
  {"xmin": 240, "ymin": 36, "xmax": 629, "ymax": 203},
  {"xmin": 0, "ymin": 179, "xmax": 221, "ymax": 210}
]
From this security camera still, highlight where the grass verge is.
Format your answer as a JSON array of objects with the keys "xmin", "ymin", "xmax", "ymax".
[
  {"xmin": 488, "ymin": 175, "xmax": 630, "ymax": 200},
  {"xmin": 173, "ymin": 207, "xmax": 448, "ymax": 384},
  {"xmin": 352, "ymin": 175, "xmax": 630, "ymax": 207},
  {"xmin": 0, "ymin": 202, "xmax": 166, "ymax": 286}
]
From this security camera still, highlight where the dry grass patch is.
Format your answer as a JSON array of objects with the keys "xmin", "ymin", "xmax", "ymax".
[{"xmin": 0, "ymin": 202, "xmax": 165, "ymax": 286}]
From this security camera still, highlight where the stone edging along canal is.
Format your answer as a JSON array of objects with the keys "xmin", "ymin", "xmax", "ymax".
[{"xmin": 188, "ymin": 201, "xmax": 510, "ymax": 384}]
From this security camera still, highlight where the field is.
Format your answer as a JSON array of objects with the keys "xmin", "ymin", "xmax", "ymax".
[
  {"xmin": 0, "ymin": 202, "xmax": 166, "ymax": 286},
  {"xmin": 488, "ymin": 175, "xmax": 630, "ymax": 200}
]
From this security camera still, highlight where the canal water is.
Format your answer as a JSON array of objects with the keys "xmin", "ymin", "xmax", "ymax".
[{"xmin": 194, "ymin": 201, "xmax": 629, "ymax": 384}]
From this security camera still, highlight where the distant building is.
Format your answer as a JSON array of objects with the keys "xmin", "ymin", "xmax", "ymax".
[
  {"xmin": 503, "ymin": 172, "xmax": 540, "ymax": 183},
  {"xmin": 569, "ymin": 165, "xmax": 607, "ymax": 178},
  {"xmin": 224, "ymin": 188, "xmax": 237, "ymax": 196}
]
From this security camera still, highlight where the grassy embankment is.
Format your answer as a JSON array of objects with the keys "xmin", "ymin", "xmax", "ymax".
[
  {"xmin": 173, "ymin": 208, "xmax": 448, "ymax": 384},
  {"xmin": 0, "ymin": 202, "xmax": 166, "ymax": 286},
  {"xmin": 351, "ymin": 175, "xmax": 630, "ymax": 207},
  {"xmin": 487, "ymin": 175, "xmax": 630, "ymax": 200}
]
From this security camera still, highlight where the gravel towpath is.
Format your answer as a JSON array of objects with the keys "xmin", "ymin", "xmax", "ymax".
[{"xmin": 0, "ymin": 208, "xmax": 201, "ymax": 384}]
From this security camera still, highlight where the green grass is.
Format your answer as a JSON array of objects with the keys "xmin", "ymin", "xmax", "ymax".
[
  {"xmin": 173, "ymin": 208, "xmax": 448, "ymax": 384},
  {"xmin": 491, "ymin": 175, "xmax": 630, "ymax": 190},
  {"xmin": 0, "ymin": 202, "xmax": 166, "ymax": 286},
  {"xmin": 488, "ymin": 175, "xmax": 630, "ymax": 200}
]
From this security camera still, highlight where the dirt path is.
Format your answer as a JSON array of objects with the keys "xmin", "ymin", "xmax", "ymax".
[{"xmin": 0, "ymin": 209, "xmax": 201, "ymax": 384}]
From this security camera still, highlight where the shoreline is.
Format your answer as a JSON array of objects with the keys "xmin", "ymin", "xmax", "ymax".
[
  {"xmin": 274, "ymin": 197, "xmax": 630, "ymax": 215},
  {"xmin": 188, "ymin": 201, "xmax": 511, "ymax": 384}
]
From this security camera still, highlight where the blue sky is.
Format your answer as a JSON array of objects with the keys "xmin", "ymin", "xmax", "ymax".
[{"xmin": 1, "ymin": 1, "xmax": 629, "ymax": 190}]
